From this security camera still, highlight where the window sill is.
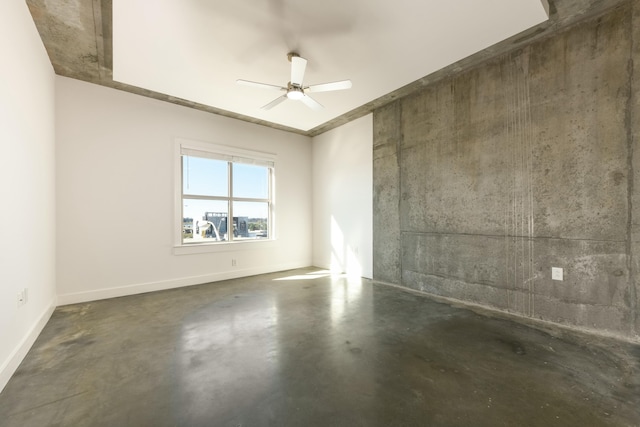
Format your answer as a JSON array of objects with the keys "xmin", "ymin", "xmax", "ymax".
[{"xmin": 173, "ymin": 239, "xmax": 276, "ymax": 255}]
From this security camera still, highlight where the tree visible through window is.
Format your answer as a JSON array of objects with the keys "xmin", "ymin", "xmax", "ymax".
[{"xmin": 180, "ymin": 144, "xmax": 274, "ymax": 244}]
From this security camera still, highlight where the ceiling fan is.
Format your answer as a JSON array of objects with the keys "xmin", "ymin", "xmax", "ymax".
[{"xmin": 237, "ymin": 52, "xmax": 352, "ymax": 111}]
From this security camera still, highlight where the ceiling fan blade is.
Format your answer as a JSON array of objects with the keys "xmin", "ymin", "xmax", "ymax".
[
  {"xmin": 237, "ymin": 79, "xmax": 285, "ymax": 91},
  {"xmin": 261, "ymin": 95, "xmax": 288, "ymax": 110},
  {"xmin": 290, "ymin": 56, "xmax": 307, "ymax": 86},
  {"xmin": 305, "ymin": 80, "xmax": 352, "ymax": 93},
  {"xmin": 300, "ymin": 94, "xmax": 324, "ymax": 111}
]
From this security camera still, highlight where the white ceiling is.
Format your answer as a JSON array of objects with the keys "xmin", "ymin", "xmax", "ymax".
[{"xmin": 112, "ymin": 0, "xmax": 548, "ymax": 132}]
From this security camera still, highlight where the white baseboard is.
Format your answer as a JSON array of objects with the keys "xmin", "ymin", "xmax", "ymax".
[
  {"xmin": 0, "ymin": 301, "xmax": 56, "ymax": 394},
  {"xmin": 57, "ymin": 261, "xmax": 308, "ymax": 306}
]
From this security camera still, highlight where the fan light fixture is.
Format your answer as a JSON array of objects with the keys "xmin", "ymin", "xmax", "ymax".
[{"xmin": 287, "ymin": 87, "xmax": 304, "ymax": 100}]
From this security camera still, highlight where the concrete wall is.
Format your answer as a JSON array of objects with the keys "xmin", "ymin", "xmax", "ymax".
[
  {"xmin": 312, "ymin": 115, "xmax": 373, "ymax": 278},
  {"xmin": 56, "ymin": 77, "xmax": 312, "ymax": 304},
  {"xmin": 0, "ymin": 0, "xmax": 57, "ymax": 391},
  {"xmin": 631, "ymin": 0, "xmax": 640, "ymax": 340},
  {"xmin": 373, "ymin": 1, "xmax": 640, "ymax": 340}
]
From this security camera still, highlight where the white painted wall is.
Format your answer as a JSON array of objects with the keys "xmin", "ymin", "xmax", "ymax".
[
  {"xmin": 56, "ymin": 77, "xmax": 312, "ymax": 304},
  {"xmin": 312, "ymin": 115, "xmax": 373, "ymax": 278},
  {"xmin": 0, "ymin": 0, "xmax": 57, "ymax": 392}
]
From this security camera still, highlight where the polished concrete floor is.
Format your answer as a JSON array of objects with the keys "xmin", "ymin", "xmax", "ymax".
[{"xmin": 1, "ymin": 268, "xmax": 639, "ymax": 426}]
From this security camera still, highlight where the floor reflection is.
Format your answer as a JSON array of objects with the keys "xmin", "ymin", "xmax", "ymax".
[
  {"xmin": 175, "ymin": 269, "xmax": 377, "ymax": 424},
  {"xmin": 330, "ymin": 275, "xmax": 364, "ymax": 327},
  {"xmin": 175, "ymin": 292, "xmax": 280, "ymax": 424},
  {"xmin": 270, "ymin": 272, "xmax": 378, "ymax": 424}
]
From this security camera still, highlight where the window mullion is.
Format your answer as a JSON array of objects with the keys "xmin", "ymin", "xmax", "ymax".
[
  {"xmin": 228, "ymin": 161, "xmax": 233, "ymax": 242},
  {"xmin": 181, "ymin": 156, "xmax": 185, "ymax": 244},
  {"xmin": 269, "ymin": 167, "xmax": 273, "ymax": 239},
  {"xmin": 232, "ymin": 197, "xmax": 270, "ymax": 203},
  {"xmin": 184, "ymin": 195, "xmax": 233, "ymax": 202}
]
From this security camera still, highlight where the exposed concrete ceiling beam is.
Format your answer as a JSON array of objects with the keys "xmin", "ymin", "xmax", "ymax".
[
  {"xmin": 307, "ymin": 0, "xmax": 629, "ymax": 136},
  {"xmin": 27, "ymin": 0, "xmax": 628, "ymax": 137}
]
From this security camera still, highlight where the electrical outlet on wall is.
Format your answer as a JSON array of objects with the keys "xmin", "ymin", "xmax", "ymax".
[
  {"xmin": 232, "ymin": 259, "xmax": 237, "ymax": 267},
  {"xmin": 552, "ymin": 267, "xmax": 563, "ymax": 281},
  {"xmin": 17, "ymin": 288, "xmax": 29, "ymax": 307}
]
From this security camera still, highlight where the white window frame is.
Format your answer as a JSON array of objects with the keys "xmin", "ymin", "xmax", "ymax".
[{"xmin": 174, "ymin": 138, "xmax": 276, "ymax": 255}]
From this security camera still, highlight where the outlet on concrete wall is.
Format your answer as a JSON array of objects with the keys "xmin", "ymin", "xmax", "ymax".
[
  {"xmin": 552, "ymin": 267, "xmax": 563, "ymax": 281},
  {"xmin": 232, "ymin": 259, "xmax": 237, "ymax": 267}
]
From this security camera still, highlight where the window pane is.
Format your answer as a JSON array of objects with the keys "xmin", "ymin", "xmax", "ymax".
[
  {"xmin": 183, "ymin": 199, "xmax": 229, "ymax": 242},
  {"xmin": 233, "ymin": 201, "xmax": 269, "ymax": 240},
  {"xmin": 233, "ymin": 163, "xmax": 269, "ymax": 199},
  {"xmin": 183, "ymin": 156, "xmax": 228, "ymax": 197}
]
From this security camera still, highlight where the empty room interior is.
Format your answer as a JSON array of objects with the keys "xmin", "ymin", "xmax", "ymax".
[{"xmin": 2, "ymin": 0, "xmax": 640, "ymax": 425}]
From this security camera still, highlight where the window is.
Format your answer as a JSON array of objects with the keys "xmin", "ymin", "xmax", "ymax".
[{"xmin": 176, "ymin": 140, "xmax": 275, "ymax": 246}]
